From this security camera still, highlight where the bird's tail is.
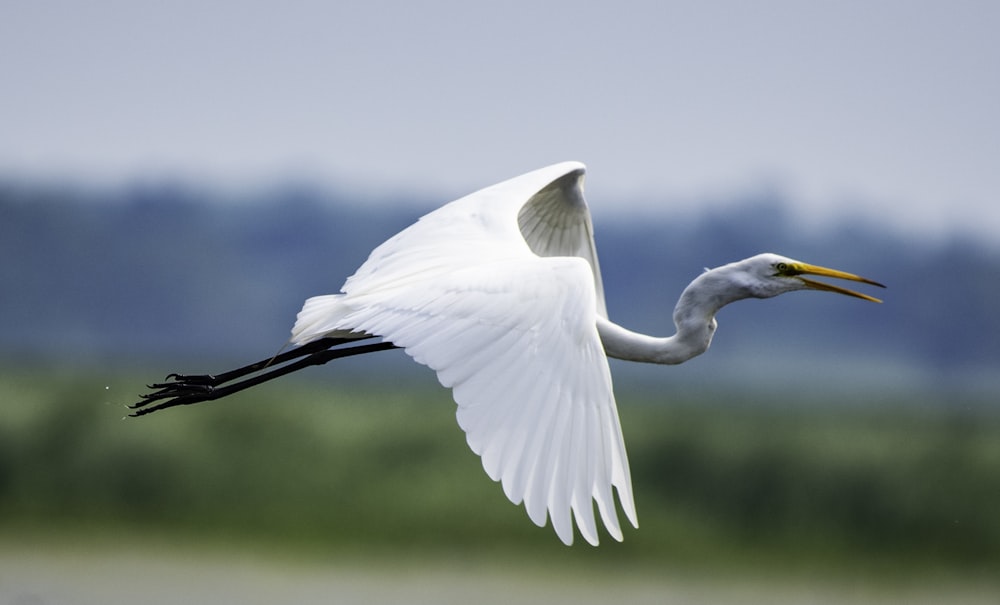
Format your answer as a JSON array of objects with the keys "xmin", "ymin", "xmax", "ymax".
[{"xmin": 290, "ymin": 294, "xmax": 363, "ymax": 345}]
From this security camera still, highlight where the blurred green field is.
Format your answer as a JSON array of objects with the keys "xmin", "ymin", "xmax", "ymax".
[{"xmin": 1, "ymin": 364, "xmax": 998, "ymax": 583}]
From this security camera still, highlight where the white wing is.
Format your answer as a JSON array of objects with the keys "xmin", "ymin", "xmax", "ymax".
[{"xmin": 293, "ymin": 162, "xmax": 637, "ymax": 544}]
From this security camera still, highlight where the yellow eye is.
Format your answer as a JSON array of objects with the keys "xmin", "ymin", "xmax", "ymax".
[{"xmin": 775, "ymin": 262, "xmax": 789, "ymax": 273}]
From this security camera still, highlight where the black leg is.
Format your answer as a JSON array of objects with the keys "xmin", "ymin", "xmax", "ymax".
[
  {"xmin": 147, "ymin": 336, "xmax": 355, "ymax": 389},
  {"xmin": 129, "ymin": 338, "xmax": 398, "ymax": 417}
]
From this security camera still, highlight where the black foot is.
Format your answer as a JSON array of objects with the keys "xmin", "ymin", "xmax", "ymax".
[{"xmin": 135, "ymin": 375, "xmax": 217, "ymax": 405}]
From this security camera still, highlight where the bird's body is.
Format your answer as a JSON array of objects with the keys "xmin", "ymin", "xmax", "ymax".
[
  {"xmin": 291, "ymin": 162, "xmax": 634, "ymax": 546},
  {"xmin": 132, "ymin": 161, "xmax": 884, "ymax": 546}
]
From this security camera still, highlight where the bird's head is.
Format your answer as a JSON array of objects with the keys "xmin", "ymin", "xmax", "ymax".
[{"xmin": 739, "ymin": 253, "xmax": 885, "ymax": 302}]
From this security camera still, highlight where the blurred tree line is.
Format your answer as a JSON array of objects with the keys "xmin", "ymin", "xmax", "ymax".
[{"xmin": 1, "ymin": 177, "xmax": 998, "ymax": 392}]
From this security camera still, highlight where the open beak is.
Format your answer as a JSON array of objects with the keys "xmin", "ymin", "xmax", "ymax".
[{"xmin": 789, "ymin": 262, "xmax": 886, "ymax": 303}]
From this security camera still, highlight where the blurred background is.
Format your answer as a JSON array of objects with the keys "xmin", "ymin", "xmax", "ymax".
[{"xmin": 2, "ymin": 1, "xmax": 999, "ymax": 603}]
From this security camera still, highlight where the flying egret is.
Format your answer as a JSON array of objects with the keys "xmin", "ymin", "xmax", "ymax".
[{"xmin": 131, "ymin": 161, "xmax": 885, "ymax": 546}]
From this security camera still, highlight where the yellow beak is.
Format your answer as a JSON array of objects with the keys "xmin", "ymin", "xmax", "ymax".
[{"xmin": 790, "ymin": 262, "xmax": 886, "ymax": 303}]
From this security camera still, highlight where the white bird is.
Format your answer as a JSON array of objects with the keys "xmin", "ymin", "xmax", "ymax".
[{"xmin": 132, "ymin": 161, "xmax": 885, "ymax": 546}]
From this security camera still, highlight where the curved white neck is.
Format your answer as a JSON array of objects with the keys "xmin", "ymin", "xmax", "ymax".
[{"xmin": 597, "ymin": 265, "xmax": 754, "ymax": 365}]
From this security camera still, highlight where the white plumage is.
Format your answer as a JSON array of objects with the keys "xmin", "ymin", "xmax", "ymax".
[{"xmin": 291, "ymin": 162, "xmax": 635, "ymax": 545}]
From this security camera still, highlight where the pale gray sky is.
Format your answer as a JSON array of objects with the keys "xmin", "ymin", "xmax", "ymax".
[{"xmin": 2, "ymin": 1, "xmax": 998, "ymax": 239}]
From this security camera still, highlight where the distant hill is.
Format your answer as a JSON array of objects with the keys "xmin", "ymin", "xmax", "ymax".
[{"xmin": 2, "ymin": 178, "xmax": 998, "ymax": 396}]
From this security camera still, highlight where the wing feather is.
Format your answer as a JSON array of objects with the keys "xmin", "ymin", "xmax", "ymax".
[
  {"xmin": 299, "ymin": 162, "xmax": 637, "ymax": 545},
  {"xmin": 340, "ymin": 258, "xmax": 633, "ymax": 544}
]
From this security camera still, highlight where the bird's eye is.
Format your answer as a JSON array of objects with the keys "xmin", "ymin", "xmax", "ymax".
[{"xmin": 775, "ymin": 262, "xmax": 789, "ymax": 273}]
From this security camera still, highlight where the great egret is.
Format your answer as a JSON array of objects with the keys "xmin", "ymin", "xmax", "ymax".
[{"xmin": 131, "ymin": 161, "xmax": 884, "ymax": 546}]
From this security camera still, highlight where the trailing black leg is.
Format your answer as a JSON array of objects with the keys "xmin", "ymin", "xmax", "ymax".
[
  {"xmin": 129, "ymin": 338, "xmax": 398, "ymax": 417},
  {"xmin": 146, "ymin": 337, "xmax": 355, "ymax": 391}
]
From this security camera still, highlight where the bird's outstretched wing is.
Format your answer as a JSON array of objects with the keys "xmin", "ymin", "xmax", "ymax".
[
  {"xmin": 296, "ymin": 162, "xmax": 637, "ymax": 544},
  {"xmin": 342, "ymin": 255, "xmax": 635, "ymax": 544}
]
